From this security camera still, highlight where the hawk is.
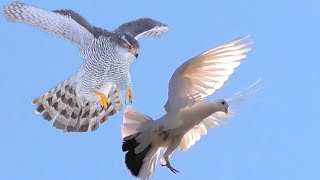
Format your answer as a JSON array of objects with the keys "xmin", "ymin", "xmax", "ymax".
[
  {"xmin": 3, "ymin": 2, "xmax": 168, "ymax": 132},
  {"xmin": 121, "ymin": 35, "xmax": 252, "ymax": 179}
]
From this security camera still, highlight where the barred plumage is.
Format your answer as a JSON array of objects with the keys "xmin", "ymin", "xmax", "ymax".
[
  {"xmin": 33, "ymin": 75, "xmax": 122, "ymax": 132},
  {"xmin": 79, "ymin": 37, "xmax": 133, "ymax": 95},
  {"xmin": 4, "ymin": 2, "xmax": 168, "ymax": 132}
]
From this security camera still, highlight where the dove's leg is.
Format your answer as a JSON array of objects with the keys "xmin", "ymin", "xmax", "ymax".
[
  {"xmin": 160, "ymin": 137, "xmax": 181, "ymax": 174},
  {"xmin": 125, "ymin": 87, "xmax": 133, "ymax": 104}
]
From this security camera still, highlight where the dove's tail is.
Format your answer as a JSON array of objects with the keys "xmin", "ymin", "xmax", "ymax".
[{"xmin": 121, "ymin": 107, "xmax": 161, "ymax": 180}]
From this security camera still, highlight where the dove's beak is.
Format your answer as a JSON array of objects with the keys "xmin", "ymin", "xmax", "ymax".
[{"xmin": 225, "ymin": 108, "xmax": 228, "ymax": 114}]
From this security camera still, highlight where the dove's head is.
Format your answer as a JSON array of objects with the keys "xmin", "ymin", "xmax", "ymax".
[
  {"xmin": 116, "ymin": 34, "xmax": 140, "ymax": 59},
  {"xmin": 214, "ymin": 99, "xmax": 229, "ymax": 114}
]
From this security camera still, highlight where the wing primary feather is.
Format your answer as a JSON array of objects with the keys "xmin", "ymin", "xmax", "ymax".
[{"xmin": 165, "ymin": 35, "xmax": 252, "ymax": 112}]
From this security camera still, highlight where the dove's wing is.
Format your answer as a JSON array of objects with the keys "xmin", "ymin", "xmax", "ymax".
[
  {"xmin": 115, "ymin": 18, "xmax": 168, "ymax": 39},
  {"xmin": 164, "ymin": 35, "xmax": 252, "ymax": 113},
  {"xmin": 4, "ymin": 2, "xmax": 95, "ymax": 47},
  {"xmin": 178, "ymin": 112, "xmax": 228, "ymax": 151}
]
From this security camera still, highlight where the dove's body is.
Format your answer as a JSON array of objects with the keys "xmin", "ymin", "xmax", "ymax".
[{"xmin": 122, "ymin": 35, "xmax": 251, "ymax": 179}]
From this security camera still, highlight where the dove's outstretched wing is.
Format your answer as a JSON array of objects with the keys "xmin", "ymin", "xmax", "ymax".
[
  {"xmin": 164, "ymin": 35, "xmax": 252, "ymax": 113},
  {"xmin": 115, "ymin": 18, "xmax": 169, "ymax": 39}
]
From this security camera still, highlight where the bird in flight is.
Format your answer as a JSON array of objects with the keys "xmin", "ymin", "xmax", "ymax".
[
  {"xmin": 3, "ymin": 2, "xmax": 168, "ymax": 132},
  {"xmin": 121, "ymin": 35, "xmax": 252, "ymax": 179}
]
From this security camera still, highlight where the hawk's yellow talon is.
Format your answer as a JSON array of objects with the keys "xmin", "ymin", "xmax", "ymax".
[
  {"xmin": 95, "ymin": 90, "xmax": 108, "ymax": 108},
  {"xmin": 125, "ymin": 87, "xmax": 133, "ymax": 104}
]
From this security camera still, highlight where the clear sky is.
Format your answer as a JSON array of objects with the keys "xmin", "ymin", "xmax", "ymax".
[{"xmin": 1, "ymin": 0, "xmax": 319, "ymax": 180}]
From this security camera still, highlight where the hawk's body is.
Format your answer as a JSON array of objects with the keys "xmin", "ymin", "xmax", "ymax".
[
  {"xmin": 78, "ymin": 36, "xmax": 134, "ymax": 95},
  {"xmin": 3, "ymin": 2, "xmax": 168, "ymax": 132}
]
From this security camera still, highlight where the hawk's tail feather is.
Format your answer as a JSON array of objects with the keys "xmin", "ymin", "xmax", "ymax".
[{"xmin": 33, "ymin": 80, "xmax": 122, "ymax": 132}]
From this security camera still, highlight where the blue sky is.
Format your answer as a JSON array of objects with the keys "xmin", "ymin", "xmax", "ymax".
[{"xmin": 1, "ymin": 0, "xmax": 319, "ymax": 179}]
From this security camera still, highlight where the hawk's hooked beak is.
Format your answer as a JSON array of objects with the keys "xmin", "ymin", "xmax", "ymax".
[{"xmin": 134, "ymin": 53, "xmax": 139, "ymax": 59}]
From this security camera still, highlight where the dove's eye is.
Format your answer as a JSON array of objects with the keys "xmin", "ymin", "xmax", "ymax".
[{"xmin": 222, "ymin": 101, "xmax": 225, "ymax": 105}]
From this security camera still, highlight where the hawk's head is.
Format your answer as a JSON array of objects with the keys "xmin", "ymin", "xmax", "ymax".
[{"xmin": 116, "ymin": 34, "xmax": 139, "ymax": 59}]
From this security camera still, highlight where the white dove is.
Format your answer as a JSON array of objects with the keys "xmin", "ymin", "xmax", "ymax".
[{"xmin": 121, "ymin": 35, "xmax": 252, "ymax": 179}]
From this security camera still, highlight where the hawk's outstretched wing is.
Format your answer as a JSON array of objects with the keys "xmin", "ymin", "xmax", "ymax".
[
  {"xmin": 115, "ymin": 18, "xmax": 169, "ymax": 39},
  {"xmin": 164, "ymin": 35, "xmax": 252, "ymax": 112},
  {"xmin": 4, "ymin": 2, "xmax": 95, "ymax": 47}
]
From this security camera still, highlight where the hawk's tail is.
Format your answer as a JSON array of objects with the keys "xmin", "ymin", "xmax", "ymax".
[
  {"xmin": 33, "ymin": 79, "xmax": 122, "ymax": 132},
  {"xmin": 121, "ymin": 107, "xmax": 160, "ymax": 179}
]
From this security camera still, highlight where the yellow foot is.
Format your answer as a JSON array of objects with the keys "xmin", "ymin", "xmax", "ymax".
[
  {"xmin": 125, "ymin": 87, "xmax": 133, "ymax": 105},
  {"xmin": 95, "ymin": 90, "xmax": 108, "ymax": 108}
]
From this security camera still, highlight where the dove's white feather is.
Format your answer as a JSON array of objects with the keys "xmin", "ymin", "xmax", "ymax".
[
  {"xmin": 122, "ymin": 35, "xmax": 253, "ymax": 179},
  {"xmin": 165, "ymin": 35, "xmax": 252, "ymax": 113}
]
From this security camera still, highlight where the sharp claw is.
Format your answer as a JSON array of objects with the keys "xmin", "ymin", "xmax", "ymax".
[
  {"xmin": 103, "ymin": 101, "xmax": 109, "ymax": 109},
  {"xmin": 168, "ymin": 165, "xmax": 180, "ymax": 174},
  {"xmin": 161, "ymin": 162, "xmax": 180, "ymax": 174}
]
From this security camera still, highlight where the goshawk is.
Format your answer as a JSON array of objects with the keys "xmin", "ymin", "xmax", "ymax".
[{"xmin": 3, "ymin": 2, "xmax": 168, "ymax": 132}]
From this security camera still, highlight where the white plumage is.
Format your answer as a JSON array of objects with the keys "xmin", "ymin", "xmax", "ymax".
[
  {"xmin": 121, "ymin": 35, "xmax": 252, "ymax": 179},
  {"xmin": 165, "ymin": 35, "xmax": 252, "ymax": 113}
]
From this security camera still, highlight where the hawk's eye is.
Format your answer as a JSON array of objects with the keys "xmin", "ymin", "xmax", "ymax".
[{"xmin": 127, "ymin": 44, "xmax": 132, "ymax": 50}]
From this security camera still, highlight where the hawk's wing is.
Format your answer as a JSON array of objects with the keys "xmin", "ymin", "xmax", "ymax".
[
  {"xmin": 115, "ymin": 18, "xmax": 169, "ymax": 39},
  {"xmin": 4, "ymin": 2, "xmax": 95, "ymax": 47},
  {"xmin": 164, "ymin": 35, "xmax": 252, "ymax": 113}
]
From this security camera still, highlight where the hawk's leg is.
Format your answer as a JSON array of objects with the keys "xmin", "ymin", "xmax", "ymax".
[
  {"xmin": 95, "ymin": 90, "xmax": 108, "ymax": 108},
  {"xmin": 125, "ymin": 87, "xmax": 133, "ymax": 104}
]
